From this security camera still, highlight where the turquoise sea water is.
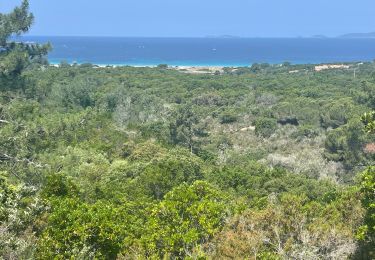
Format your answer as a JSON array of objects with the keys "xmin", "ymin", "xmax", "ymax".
[{"xmin": 18, "ymin": 36, "xmax": 375, "ymax": 66}]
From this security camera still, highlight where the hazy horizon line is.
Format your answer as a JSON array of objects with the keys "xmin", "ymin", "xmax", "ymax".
[
  {"xmin": 14, "ymin": 35, "xmax": 359, "ymax": 39},
  {"xmin": 16, "ymin": 32, "xmax": 375, "ymax": 39}
]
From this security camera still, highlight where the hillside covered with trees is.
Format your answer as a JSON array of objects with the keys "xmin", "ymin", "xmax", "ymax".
[{"xmin": 1, "ymin": 1, "xmax": 374, "ymax": 259}]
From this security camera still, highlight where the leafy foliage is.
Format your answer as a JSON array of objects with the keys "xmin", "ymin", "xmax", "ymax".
[
  {"xmin": 255, "ymin": 117, "xmax": 277, "ymax": 137},
  {"xmin": 0, "ymin": 4, "xmax": 374, "ymax": 258},
  {"xmin": 0, "ymin": 0, "xmax": 50, "ymax": 89},
  {"xmin": 361, "ymin": 111, "xmax": 375, "ymax": 134},
  {"xmin": 141, "ymin": 181, "xmax": 227, "ymax": 258}
]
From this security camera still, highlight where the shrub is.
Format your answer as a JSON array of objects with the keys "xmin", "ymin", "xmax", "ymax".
[
  {"xmin": 220, "ymin": 112, "xmax": 238, "ymax": 124},
  {"xmin": 255, "ymin": 117, "xmax": 277, "ymax": 137}
]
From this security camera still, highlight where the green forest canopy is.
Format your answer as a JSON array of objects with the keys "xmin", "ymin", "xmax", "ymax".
[{"xmin": 0, "ymin": 1, "xmax": 374, "ymax": 259}]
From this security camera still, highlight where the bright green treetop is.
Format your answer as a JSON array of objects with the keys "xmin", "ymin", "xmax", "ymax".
[{"xmin": 361, "ymin": 112, "xmax": 375, "ymax": 134}]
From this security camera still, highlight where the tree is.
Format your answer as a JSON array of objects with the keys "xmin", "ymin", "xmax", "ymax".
[
  {"xmin": 138, "ymin": 148, "xmax": 204, "ymax": 200},
  {"xmin": 0, "ymin": 1, "xmax": 33, "ymax": 46},
  {"xmin": 320, "ymin": 99, "xmax": 354, "ymax": 129},
  {"xmin": 142, "ymin": 181, "xmax": 227, "ymax": 258},
  {"xmin": 219, "ymin": 111, "xmax": 238, "ymax": 124},
  {"xmin": 355, "ymin": 164, "xmax": 375, "ymax": 259},
  {"xmin": 358, "ymin": 167, "xmax": 375, "ymax": 242},
  {"xmin": 0, "ymin": 173, "xmax": 45, "ymax": 259},
  {"xmin": 361, "ymin": 111, "xmax": 375, "ymax": 134},
  {"xmin": 255, "ymin": 117, "xmax": 277, "ymax": 138},
  {"xmin": 355, "ymin": 113, "xmax": 375, "ymax": 258},
  {"xmin": 325, "ymin": 119, "xmax": 368, "ymax": 169},
  {"xmin": 41, "ymin": 173, "xmax": 79, "ymax": 198},
  {"xmin": 170, "ymin": 105, "xmax": 202, "ymax": 153},
  {"xmin": 209, "ymin": 193, "xmax": 362, "ymax": 259},
  {"xmin": 0, "ymin": 0, "xmax": 50, "ymax": 90},
  {"xmin": 36, "ymin": 199, "xmax": 145, "ymax": 259}
]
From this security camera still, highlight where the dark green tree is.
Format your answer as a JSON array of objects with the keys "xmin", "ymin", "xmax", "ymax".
[
  {"xmin": 254, "ymin": 117, "xmax": 277, "ymax": 138},
  {"xmin": 170, "ymin": 105, "xmax": 201, "ymax": 153},
  {"xmin": 0, "ymin": 0, "xmax": 50, "ymax": 90}
]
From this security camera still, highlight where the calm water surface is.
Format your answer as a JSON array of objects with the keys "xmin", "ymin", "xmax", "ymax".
[{"xmin": 18, "ymin": 36, "xmax": 375, "ymax": 66}]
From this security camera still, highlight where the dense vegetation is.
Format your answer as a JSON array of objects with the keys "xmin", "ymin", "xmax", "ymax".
[{"xmin": 1, "ymin": 1, "xmax": 374, "ymax": 259}]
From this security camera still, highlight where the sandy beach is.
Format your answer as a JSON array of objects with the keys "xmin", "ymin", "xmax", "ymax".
[
  {"xmin": 49, "ymin": 63, "xmax": 228, "ymax": 74},
  {"xmin": 170, "ymin": 66, "xmax": 225, "ymax": 74}
]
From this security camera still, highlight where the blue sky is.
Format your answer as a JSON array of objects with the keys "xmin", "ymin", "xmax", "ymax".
[{"xmin": 1, "ymin": 0, "xmax": 374, "ymax": 37}]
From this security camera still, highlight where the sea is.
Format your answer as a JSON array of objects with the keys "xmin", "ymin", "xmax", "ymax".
[{"xmin": 16, "ymin": 36, "xmax": 375, "ymax": 66}]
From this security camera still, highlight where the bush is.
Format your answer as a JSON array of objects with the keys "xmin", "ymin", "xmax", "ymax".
[
  {"xmin": 220, "ymin": 112, "xmax": 238, "ymax": 124},
  {"xmin": 157, "ymin": 64, "xmax": 168, "ymax": 69},
  {"xmin": 255, "ymin": 117, "xmax": 277, "ymax": 137},
  {"xmin": 141, "ymin": 181, "xmax": 227, "ymax": 258}
]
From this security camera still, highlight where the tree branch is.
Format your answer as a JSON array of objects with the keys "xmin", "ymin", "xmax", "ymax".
[{"xmin": 0, "ymin": 153, "xmax": 46, "ymax": 168}]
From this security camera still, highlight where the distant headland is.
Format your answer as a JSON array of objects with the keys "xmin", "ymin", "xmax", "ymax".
[{"xmin": 337, "ymin": 32, "xmax": 375, "ymax": 38}]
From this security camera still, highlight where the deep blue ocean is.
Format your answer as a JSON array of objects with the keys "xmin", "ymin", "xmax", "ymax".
[{"xmin": 18, "ymin": 36, "xmax": 375, "ymax": 66}]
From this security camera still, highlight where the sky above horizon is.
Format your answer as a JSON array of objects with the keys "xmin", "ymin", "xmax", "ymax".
[{"xmin": 1, "ymin": 0, "xmax": 374, "ymax": 37}]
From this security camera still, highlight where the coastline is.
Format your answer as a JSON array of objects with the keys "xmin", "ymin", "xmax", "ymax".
[
  {"xmin": 48, "ymin": 60, "xmax": 249, "ymax": 68},
  {"xmin": 20, "ymin": 36, "xmax": 375, "ymax": 69},
  {"xmin": 48, "ymin": 60, "xmax": 363, "ymax": 75},
  {"xmin": 49, "ymin": 62, "xmax": 228, "ymax": 74}
]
